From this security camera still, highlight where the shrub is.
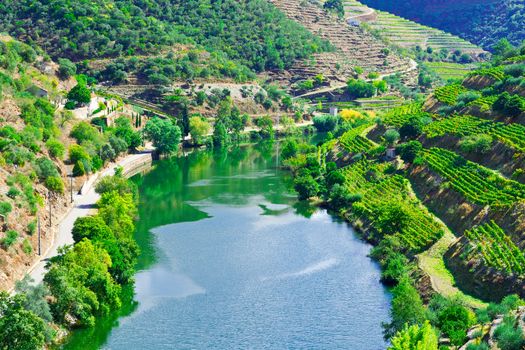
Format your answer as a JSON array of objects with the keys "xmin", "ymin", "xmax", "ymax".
[
  {"xmin": 33, "ymin": 157, "xmax": 59, "ymax": 180},
  {"xmin": 27, "ymin": 221, "xmax": 37, "ymax": 235},
  {"xmin": 68, "ymin": 144, "xmax": 90, "ymax": 164},
  {"xmin": 493, "ymin": 92, "xmax": 525, "ymax": 117},
  {"xmin": 388, "ymin": 321, "xmax": 438, "ymax": 350},
  {"xmin": 459, "ymin": 134, "xmax": 492, "ymax": 154},
  {"xmin": 384, "ymin": 129, "xmax": 400, "ymax": 145},
  {"xmin": 45, "ymin": 139, "xmax": 65, "ymax": 159},
  {"xmin": 347, "ymin": 79, "xmax": 376, "ymax": 98},
  {"xmin": 70, "ymin": 122, "xmax": 99, "ymax": 144},
  {"xmin": 0, "ymin": 201, "xmax": 12, "ymax": 217},
  {"xmin": 7, "ymin": 186, "xmax": 21, "ymax": 199},
  {"xmin": 67, "ymin": 83, "xmax": 91, "ymax": 106},
  {"xmin": 313, "ymin": 114, "xmax": 339, "ymax": 132},
  {"xmin": 22, "ymin": 239, "xmax": 32, "ymax": 254},
  {"xmin": 45, "ymin": 176, "xmax": 64, "ymax": 194},
  {"xmin": 2, "ymin": 230, "xmax": 19, "ymax": 248},
  {"xmin": 399, "ymin": 116, "xmax": 423, "ymax": 139},
  {"xmin": 396, "ymin": 141, "xmax": 423, "ymax": 163},
  {"xmin": 281, "ymin": 139, "xmax": 299, "ymax": 160},
  {"xmin": 294, "ymin": 174, "xmax": 319, "ymax": 200},
  {"xmin": 58, "ymin": 58, "xmax": 77, "ymax": 79},
  {"xmin": 494, "ymin": 317, "xmax": 525, "ymax": 350}
]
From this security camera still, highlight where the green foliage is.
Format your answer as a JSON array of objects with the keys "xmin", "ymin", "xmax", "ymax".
[
  {"xmin": 384, "ymin": 129, "xmax": 400, "ymax": 145},
  {"xmin": 493, "ymin": 92, "xmax": 525, "ymax": 117},
  {"xmin": 281, "ymin": 139, "xmax": 299, "ymax": 160},
  {"xmin": 45, "ymin": 138, "xmax": 65, "ymax": 159},
  {"xmin": 437, "ymin": 303, "xmax": 474, "ymax": 346},
  {"xmin": 388, "ymin": 321, "xmax": 438, "ymax": 350},
  {"xmin": 0, "ymin": 201, "xmax": 13, "ymax": 217},
  {"xmin": 45, "ymin": 176, "xmax": 65, "ymax": 194},
  {"xmin": 347, "ymin": 79, "xmax": 376, "ymax": 98},
  {"xmin": 67, "ymin": 84, "xmax": 91, "ymax": 106},
  {"xmin": 384, "ymin": 277, "xmax": 426, "ymax": 339},
  {"xmin": 15, "ymin": 276, "xmax": 53, "ymax": 323},
  {"xmin": 33, "ymin": 157, "xmax": 59, "ymax": 180},
  {"xmin": 58, "ymin": 58, "xmax": 77, "ymax": 79},
  {"xmin": 494, "ymin": 316, "xmax": 525, "ymax": 350},
  {"xmin": 396, "ymin": 141, "xmax": 422, "ymax": 163},
  {"xmin": 1, "ymin": 230, "xmax": 18, "ymax": 248},
  {"xmin": 434, "ymin": 84, "xmax": 467, "ymax": 105},
  {"xmin": 399, "ymin": 117, "xmax": 423, "ymax": 139},
  {"xmin": 294, "ymin": 174, "xmax": 319, "ymax": 200},
  {"xmin": 70, "ymin": 122, "xmax": 100, "ymax": 144},
  {"xmin": 324, "ymin": 0, "xmax": 344, "ymax": 16},
  {"xmin": 313, "ymin": 114, "xmax": 339, "ymax": 132},
  {"xmin": 459, "ymin": 134, "xmax": 492, "ymax": 154},
  {"xmin": 0, "ymin": 292, "xmax": 47, "ymax": 350},
  {"xmin": 189, "ymin": 116, "xmax": 211, "ymax": 145},
  {"xmin": 143, "ymin": 118, "xmax": 181, "ymax": 154},
  {"xmin": 44, "ymin": 239, "xmax": 121, "ymax": 327}
]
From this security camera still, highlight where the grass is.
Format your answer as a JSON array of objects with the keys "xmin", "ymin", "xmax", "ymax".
[{"xmin": 417, "ymin": 230, "xmax": 487, "ymax": 309}]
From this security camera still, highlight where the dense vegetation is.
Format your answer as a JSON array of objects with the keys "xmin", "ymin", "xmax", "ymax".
[{"xmin": 0, "ymin": 0, "xmax": 330, "ymax": 79}]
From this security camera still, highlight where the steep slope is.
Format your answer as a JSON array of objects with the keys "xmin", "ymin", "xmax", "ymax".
[
  {"xmin": 0, "ymin": 0, "xmax": 329, "ymax": 74},
  {"xmin": 359, "ymin": 0, "xmax": 525, "ymax": 50},
  {"xmin": 268, "ymin": 0, "xmax": 416, "ymax": 85}
]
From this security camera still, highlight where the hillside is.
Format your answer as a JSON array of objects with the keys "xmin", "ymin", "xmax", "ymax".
[
  {"xmin": 0, "ymin": 0, "xmax": 330, "ymax": 77},
  {"xmin": 283, "ymin": 45, "xmax": 525, "ymax": 348},
  {"xmin": 359, "ymin": 0, "xmax": 525, "ymax": 50}
]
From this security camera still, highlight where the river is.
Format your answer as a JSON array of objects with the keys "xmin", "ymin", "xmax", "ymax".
[{"xmin": 62, "ymin": 142, "xmax": 391, "ymax": 350}]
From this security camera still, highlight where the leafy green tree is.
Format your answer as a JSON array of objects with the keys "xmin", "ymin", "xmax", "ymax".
[
  {"xmin": 67, "ymin": 84, "xmax": 91, "ymax": 106},
  {"xmin": 388, "ymin": 321, "xmax": 438, "ymax": 350},
  {"xmin": 0, "ymin": 292, "xmax": 47, "ymax": 350},
  {"xmin": 313, "ymin": 114, "xmax": 339, "ymax": 132},
  {"xmin": 384, "ymin": 277, "xmax": 426, "ymax": 339},
  {"xmin": 396, "ymin": 141, "xmax": 423, "ymax": 163},
  {"xmin": 58, "ymin": 58, "xmax": 77, "ymax": 79},
  {"xmin": 294, "ymin": 174, "xmax": 319, "ymax": 200},
  {"xmin": 347, "ymin": 79, "xmax": 376, "ymax": 98},
  {"xmin": 189, "ymin": 116, "xmax": 211, "ymax": 145},
  {"xmin": 281, "ymin": 139, "xmax": 299, "ymax": 160},
  {"xmin": 143, "ymin": 118, "xmax": 182, "ymax": 154},
  {"xmin": 15, "ymin": 276, "xmax": 53, "ymax": 322},
  {"xmin": 399, "ymin": 117, "xmax": 423, "ymax": 139}
]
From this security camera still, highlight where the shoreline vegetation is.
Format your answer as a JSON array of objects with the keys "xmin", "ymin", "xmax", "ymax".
[{"xmin": 2, "ymin": 169, "xmax": 141, "ymax": 349}]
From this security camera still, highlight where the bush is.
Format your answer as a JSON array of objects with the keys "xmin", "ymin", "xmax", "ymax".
[
  {"xmin": 399, "ymin": 116, "xmax": 423, "ymax": 139},
  {"xmin": 58, "ymin": 58, "xmax": 77, "ymax": 79},
  {"xmin": 45, "ymin": 139, "xmax": 65, "ymax": 159},
  {"xmin": 0, "ymin": 201, "xmax": 13, "ymax": 217},
  {"xmin": 33, "ymin": 157, "xmax": 59, "ymax": 180},
  {"xmin": 459, "ymin": 134, "xmax": 492, "ymax": 154},
  {"xmin": 281, "ymin": 139, "xmax": 299, "ymax": 160},
  {"xmin": 347, "ymin": 79, "xmax": 376, "ymax": 98},
  {"xmin": 294, "ymin": 174, "xmax": 319, "ymax": 200},
  {"xmin": 67, "ymin": 83, "xmax": 91, "ymax": 106},
  {"xmin": 396, "ymin": 141, "xmax": 423, "ymax": 163},
  {"xmin": 493, "ymin": 92, "xmax": 525, "ymax": 117},
  {"xmin": 45, "ymin": 176, "xmax": 64, "ymax": 194},
  {"xmin": 2, "ymin": 230, "xmax": 19, "ymax": 248},
  {"xmin": 313, "ymin": 114, "xmax": 339, "ymax": 132},
  {"xmin": 388, "ymin": 321, "xmax": 438, "ymax": 350},
  {"xmin": 384, "ymin": 129, "xmax": 400, "ymax": 145},
  {"xmin": 68, "ymin": 144, "xmax": 90, "ymax": 164},
  {"xmin": 494, "ymin": 317, "xmax": 525, "ymax": 350},
  {"xmin": 27, "ymin": 221, "xmax": 37, "ymax": 235},
  {"xmin": 22, "ymin": 239, "xmax": 32, "ymax": 254},
  {"xmin": 70, "ymin": 122, "xmax": 99, "ymax": 144}
]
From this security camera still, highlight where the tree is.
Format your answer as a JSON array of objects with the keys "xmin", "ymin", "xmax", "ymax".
[
  {"xmin": 459, "ymin": 134, "xmax": 492, "ymax": 154},
  {"xmin": 384, "ymin": 129, "xmax": 400, "ymax": 146},
  {"xmin": 347, "ymin": 79, "xmax": 376, "ymax": 98},
  {"xmin": 294, "ymin": 174, "xmax": 319, "ymax": 200},
  {"xmin": 438, "ymin": 304, "xmax": 475, "ymax": 346},
  {"xmin": 373, "ymin": 202, "xmax": 410, "ymax": 235},
  {"xmin": 143, "ymin": 117, "xmax": 182, "ymax": 154},
  {"xmin": 399, "ymin": 117, "xmax": 423, "ymax": 139},
  {"xmin": 323, "ymin": 0, "xmax": 344, "ymax": 16},
  {"xmin": 58, "ymin": 58, "xmax": 77, "ymax": 79},
  {"xmin": 189, "ymin": 116, "xmax": 211, "ymax": 145},
  {"xmin": 281, "ymin": 139, "xmax": 299, "ymax": 160},
  {"xmin": 396, "ymin": 141, "xmax": 423, "ymax": 163},
  {"xmin": 313, "ymin": 114, "xmax": 339, "ymax": 132},
  {"xmin": 72, "ymin": 216, "xmax": 113, "ymax": 243},
  {"xmin": 46, "ymin": 138, "xmax": 65, "ymax": 159},
  {"xmin": 67, "ymin": 84, "xmax": 91, "ymax": 106},
  {"xmin": 0, "ymin": 292, "xmax": 47, "ymax": 350},
  {"xmin": 388, "ymin": 321, "xmax": 438, "ymax": 350},
  {"xmin": 15, "ymin": 276, "xmax": 53, "ymax": 322},
  {"xmin": 384, "ymin": 277, "xmax": 426, "ymax": 339}
]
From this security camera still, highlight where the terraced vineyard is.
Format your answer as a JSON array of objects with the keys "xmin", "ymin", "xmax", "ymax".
[
  {"xmin": 434, "ymin": 84, "xmax": 467, "ymax": 105},
  {"xmin": 269, "ymin": 0, "xmax": 414, "ymax": 83},
  {"xmin": 424, "ymin": 62, "xmax": 476, "ymax": 81},
  {"xmin": 465, "ymin": 221, "xmax": 525, "ymax": 275},
  {"xmin": 423, "ymin": 148, "xmax": 525, "ymax": 206},
  {"xmin": 423, "ymin": 114, "xmax": 525, "ymax": 152},
  {"xmin": 339, "ymin": 123, "xmax": 375, "ymax": 153},
  {"xmin": 467, "ymin": 67, "xmax": 507, "ymax": 81},
  {"xmin": 342, "ymin": 0, "xmax": 485, "ymax": 56},
  {"xmin": 340, "ymin": 160, "xmax": 444, "ymax": 250},
  {"xmin": 381, "ymin": 102, "xmax": 426, "ymax": 126}
]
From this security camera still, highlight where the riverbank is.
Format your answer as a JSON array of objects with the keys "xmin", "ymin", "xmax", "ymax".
[{"xmin": 26, "ymin": 150, "xmax": 154, "ymax": 287}]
